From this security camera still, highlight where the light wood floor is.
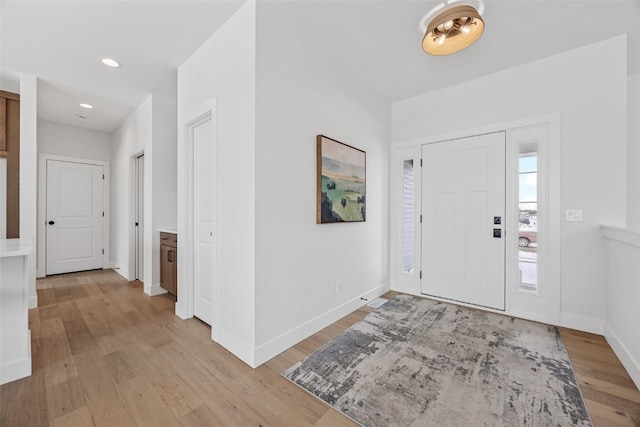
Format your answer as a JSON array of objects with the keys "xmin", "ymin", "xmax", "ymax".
[{"xmin": 1, "ymin": 270, "xmax": 638, "ymax": 426}]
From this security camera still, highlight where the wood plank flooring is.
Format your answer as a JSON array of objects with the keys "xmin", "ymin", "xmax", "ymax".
[{"xmin": 1, "ymin": 269, "xmax": 638, "ymax": 426}]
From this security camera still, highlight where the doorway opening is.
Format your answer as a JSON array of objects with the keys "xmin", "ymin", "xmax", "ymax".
[{"xmin": 134, "ymin": 153, "xmax": 145, "ymax": 282}]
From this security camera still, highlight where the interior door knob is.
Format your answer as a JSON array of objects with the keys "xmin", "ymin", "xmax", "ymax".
[{"xmin": 48, "ymin": 220, "xmax": 55, "ymax": 225}]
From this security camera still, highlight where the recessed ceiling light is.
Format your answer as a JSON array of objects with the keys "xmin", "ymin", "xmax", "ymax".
[
  {"xmin": 101, "ymin": 58, "xmax": 120, "ymax": 68},
  {"xmin": 80, "ymin": 103, "xmax": 93, "ymax": 109}
]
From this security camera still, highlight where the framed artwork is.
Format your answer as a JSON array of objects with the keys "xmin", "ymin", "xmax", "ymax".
[{"xmin": 316, "ymin": 135, "xmax": 366, "ymax": 223}]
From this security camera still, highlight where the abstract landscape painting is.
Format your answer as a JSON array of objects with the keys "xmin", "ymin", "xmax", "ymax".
[{"xmin": 317, "ymin": 135, "xmax": 366, "ymax": 223}]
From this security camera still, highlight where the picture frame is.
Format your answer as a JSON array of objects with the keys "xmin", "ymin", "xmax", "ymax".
[{"xmin": 316, "ymin": 135, "xmax": 366, "ymax": 224}]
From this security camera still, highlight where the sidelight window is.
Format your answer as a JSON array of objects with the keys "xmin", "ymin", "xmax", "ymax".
[
  {"xmin": 402, "ymin": 160, "xmax": 414, "ymax": 273},
  {"xmin": 518, "ymin": 146, "xmax": 538, "ymax": 291}
]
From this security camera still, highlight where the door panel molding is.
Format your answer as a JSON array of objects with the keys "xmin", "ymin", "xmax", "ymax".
[{"xmin": 37, "ymin": 154, "xmax": 110, "ymax": 278}]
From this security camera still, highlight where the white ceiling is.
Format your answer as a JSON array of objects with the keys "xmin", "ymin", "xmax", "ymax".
[
  {"xmin": 0, "ymin": 0, "xmax": 246, "ymax": 131},
  {"xmin": 1, "ymin": 0, "xmax": 639, "ymax": 133}
]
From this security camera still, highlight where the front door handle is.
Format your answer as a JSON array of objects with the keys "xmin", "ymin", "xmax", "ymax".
[{"xmin": 48, "ymin": 220, "xmax": 55, "ymax": 225}]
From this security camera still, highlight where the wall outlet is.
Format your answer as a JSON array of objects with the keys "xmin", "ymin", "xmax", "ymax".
[{"xmin": 335, "ymin": 280, "xmax": 342, "ymax": 293}]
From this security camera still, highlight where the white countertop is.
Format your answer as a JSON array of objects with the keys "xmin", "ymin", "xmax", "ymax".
[
  {"xmin": 158, "ymin": 228, "xmax": 177, "ymax": 234},
  {"xmin": 601, "ymin": 225, "xmax": 640, "ymax": 247},
  {"xmin": 0, "ymin": 238, "xmax": 34, "ymax": 258}
]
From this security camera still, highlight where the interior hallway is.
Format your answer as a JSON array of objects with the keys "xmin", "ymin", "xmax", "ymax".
[{"xmin": 0, "ymin": 270, "xmax": 638, "ymax": 426}]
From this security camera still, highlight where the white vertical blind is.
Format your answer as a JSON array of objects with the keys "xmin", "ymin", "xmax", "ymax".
[{"xmin": 402, "ymin": 160, "xmax": 414, "ymax": 272}]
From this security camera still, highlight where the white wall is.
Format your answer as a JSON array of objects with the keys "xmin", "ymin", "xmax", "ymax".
[
  {"xmin": 38, "ymin": 119, "xmax": 111, "ymax": 162},
  {"xmin": 628, "ymin": 73, "xmax": 640, "ymax": 230},
  {"xmin": 252, "ymin": 1, "xmax": 390, "ymax": 365},
  {"xmin": 110, "ymin": 85, "xmax": 176, "ymax": 295},
  {"xmin": 602, "ymin": 227, "xmax": 640, "ymax": 389},
  {"xmin": 177, "ymin": 0, "xmax": 390, "ymax": 367},
  {"xmin": 177, "ymin": 0, "xmax": 257, "ymax": 363},
  {"xmin": 599, "ymin": 73, "xmax": 640, "ymax": 390},
  {"xmin": 20, "ymin": 74, "xmax": 38, "ymax": 308},
  {"xmin": 148, "ymin": 77, "xmax": 178, "ymax": 295},
  {"xmin": 392, "ymin": 36, "xmax": 628, "ymax": 334},
  {"xmin": 111, "ymin": 96, "xmax": 151, "ymax": 281}
]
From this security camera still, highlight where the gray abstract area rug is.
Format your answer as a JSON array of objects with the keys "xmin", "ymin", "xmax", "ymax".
[{"xmin": 283, "ymin": 294, "xmax": 592, "ymax": 427}]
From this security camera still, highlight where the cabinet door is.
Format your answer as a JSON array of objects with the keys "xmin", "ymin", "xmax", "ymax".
[
  {"xmin": 1, "ymin": 91, "xmax": 20, "ymax": 238},
  {"xmin": 160, "ymin": 245, "xmax": 176, "ymax": 295}
]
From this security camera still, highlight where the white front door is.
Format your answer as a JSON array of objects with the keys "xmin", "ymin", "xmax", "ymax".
[
  {"xmin": 421, "ymin": 132, "xmax": 506, "ymax": 310},
  {"xmin": 46, "ymin": 160, "xmax": 104, "ymax": 275},
  {"xmin": 193, "ymin": 118, "xmax": 215, "ymax": 325}
]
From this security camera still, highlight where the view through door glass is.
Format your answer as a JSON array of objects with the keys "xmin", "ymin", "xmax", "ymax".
[{"xmin": 519, "ymin": 148, "xmax": 538, "ymax": 291}]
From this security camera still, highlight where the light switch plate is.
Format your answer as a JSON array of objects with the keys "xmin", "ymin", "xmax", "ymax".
[{"xmin": 565, "ymin": 209, "xmax": 583, "ymax": 221}]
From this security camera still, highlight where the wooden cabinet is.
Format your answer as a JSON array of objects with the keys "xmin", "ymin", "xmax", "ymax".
[
  {"xmin": 1, "ymin": 91, "xmax": 20, "ymax": 238},
  {"xmin": 160, "ymin": 232, "xmax": 177, "ymax": 296}
]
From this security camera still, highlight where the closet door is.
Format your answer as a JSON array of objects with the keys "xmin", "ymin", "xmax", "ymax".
[{"xmin": 192, "ymin": 118, "xmax": 215, "ymax": 325}]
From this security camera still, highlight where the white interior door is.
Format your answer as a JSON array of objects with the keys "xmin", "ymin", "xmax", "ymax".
[
  {"xmin": 46, "ymin": 160, "xmax": 104, "ymax": 275},
  {"xmin": 421, "ymin": 132, "xmax": 506, "ymax": 310},
  {"xmin": 193, "ymin": 118, "xmax": 215, "ymax": 325},
  {"xmin": 135, "ymin": 154, "xmax": 144, "ymax": 282}
]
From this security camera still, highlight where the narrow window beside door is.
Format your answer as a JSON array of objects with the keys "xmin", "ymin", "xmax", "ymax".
[
  {"xmin": 402, "ymin": 159, "xmax": 414, "ymax": 273},
  {"xmin": 518, "ymin": 146, "xmax": 538, "ymax": 292}
]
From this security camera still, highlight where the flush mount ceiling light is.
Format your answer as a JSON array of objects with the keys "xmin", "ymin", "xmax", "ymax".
[
  {"xmin": 101, "ymin": 58, "xmax": 120, "ymax": 68},
  {"xmin": 79, "ymin": 103, "xmax": 93, "ymax": 109},
  {"xmin": 422, "ymin": 4, "xmax": 484, "ymax": 55}
]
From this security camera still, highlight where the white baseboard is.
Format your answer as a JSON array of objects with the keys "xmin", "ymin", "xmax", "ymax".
[
  {"xmin": 0, "ymin": 357, "xmax": 32, "ymax": 385},
  {"xmin": 253, "ymin": 281, "xmax": 391, "ymax": 368},
  {"xmin": 605, "ymin": 324, "xmax": 640, "ymax": 389},
  {"xmin": 560, "ymin": 312, "xmax": 604, "ymax": 335},
  {"xmin": 217, "ymin": 326, "xmax": 256, "ymax": 368},
  {"xmin": 28, "ymin": 295, "xmax": 38, "ymax": 309},
  {"xmin": 145, "ymin": 283, "xmax": 168, "ymax": 297},
  {"xmin": 113, "ymin": 266, "xmax": 130, "ymax": 281},
  {"xmin": 175, "ymin": 301, "xmax": 191, "ymax": 320},
  {"xmin": 1, "ymin": 329, "xmax": 31, "ymax": 385}
]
